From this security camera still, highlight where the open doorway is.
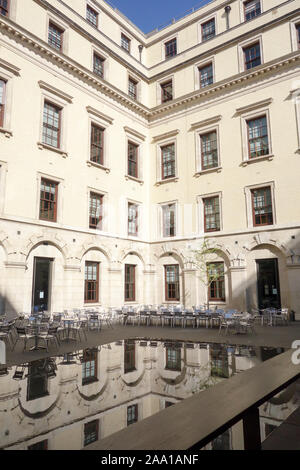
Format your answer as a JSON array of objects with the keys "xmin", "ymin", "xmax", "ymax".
[{"xmin": 32, "ymin": 257, "xmax": 53, "ymax": 313}]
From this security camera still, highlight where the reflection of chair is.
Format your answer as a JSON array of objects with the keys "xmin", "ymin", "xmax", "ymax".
[
  {"xmin": 0, "ymin": 325, "xmax": 14, "ymax": 351},
  {"xmin": 13, "ymin": 327, "xmax": 35, "ymax": 351},
  {"xmin": 273, "ymin": 309, "xmax": 289, "ymax": 326},
  {"xmin": 88, "ymin": 314, "xmax": 101, "ymax": 331},
  {"xmin": 38, "ymin": 326, "xmax": 60, "ymax": 352},
  {"xmin": 239, "ymin": 313, "xmax": 256, "ymax": 334},
  {"xmin": 219, "ymin": 316, "xmax": 236, "ymax": 335}
]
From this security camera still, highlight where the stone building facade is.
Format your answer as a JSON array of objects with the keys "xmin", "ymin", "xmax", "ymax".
[{"xmin": 0, "ymin": 0, "xmax": 299, "ymax": 316}]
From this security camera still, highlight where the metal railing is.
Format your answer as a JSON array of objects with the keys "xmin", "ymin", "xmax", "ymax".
[{"xmin": 84, "ymin": 349, "xmax": 300, "ymax": 450}]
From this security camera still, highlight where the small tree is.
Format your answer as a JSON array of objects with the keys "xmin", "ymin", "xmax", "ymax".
[{"xmin": 191, "ymin": 239, "xmax": 225, "ymax": 310}]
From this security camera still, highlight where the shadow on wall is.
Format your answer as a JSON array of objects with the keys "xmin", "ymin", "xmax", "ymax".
[
  {"xmin": 229, "ymin": 233, "xmax": 300, "ymax": 315},
  {"xmin": 0, "ymin": 294, "xmax": 18, "ymax": 321}
]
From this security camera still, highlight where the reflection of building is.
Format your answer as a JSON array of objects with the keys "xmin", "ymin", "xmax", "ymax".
[
  {"xmin": 0, "ymin": 340, "xmax": 296, "ymax": 450},
  {"xmin": 0, "ymin": 0, "xmax": 300, "ymax": 317}
]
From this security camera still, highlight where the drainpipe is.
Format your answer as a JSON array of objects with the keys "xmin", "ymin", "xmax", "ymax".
[
  {"xmin": 138, "ymin": 45, "xmax": 143, "ymax": 63},
  {"xmin": 224, "ymin": 5, "xmax": 231, "ymax": 30}
]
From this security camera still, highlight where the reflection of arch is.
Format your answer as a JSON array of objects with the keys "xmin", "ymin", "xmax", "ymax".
[
  {"xmin": 121, "ymin": 250, "xmax": 145, "ymax": 268},
  {"xmin": 22, "ymin": 233, "xmax": 69, "ymax": 263},
  {"xmin": 76, "ymin": 379, "xmax": 109, "ymax": 401},
  {"xmin": 18, "ymin": 394, "xmax": 60, "ymax": 419},
  {"xmin": 77, "ymin": 243, "xmax": 111, "ymax": 263},
  {"xmin": 121, "ymin": 368, "xmax": 146, "ymax": 387}
]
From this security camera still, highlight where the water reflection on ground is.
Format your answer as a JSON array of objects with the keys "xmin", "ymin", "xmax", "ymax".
[{"xmin": 0, "ymin": 339, "xmax": 296, "ymax": 450}]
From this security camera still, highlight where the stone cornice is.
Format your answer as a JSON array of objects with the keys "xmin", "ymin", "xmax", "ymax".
[
  {"xmin": 0, "ymin": 57, "xmax": 20, "ymax": 76},
  {"xmin": 124, "ymin": 126, "xmax": 146, "ymax": 141},
  {"xmin": 86, "ymin": 106, "xmax": 114, "ymax": 125},
  {"xmin": 235, "ymin": 98, "xmax": 273, "ymax": 115},
  {"xmin": 0, "ymin": 16, "xmax": 299, "ymax": 123},
  {"xmin": 38, "ymin": 80, "xmax": 73, "ymax": 103},
  {"xmin": 152, "ymin": 129, "xmax": 180, "ymax": 142},
  {"xmin": 190, "ymin": 115, "xmax": 222, "ymax": 131}
]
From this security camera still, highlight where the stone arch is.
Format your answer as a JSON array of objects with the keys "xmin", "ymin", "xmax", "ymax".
[
  {"xmin": 21, "ymin": 233, "xmax": 69, "ymax": 263},
  {"xmin": 77, "ymin": 242, "xmax": 111, "ymax": 263},
  {"xmin": 244, "ymin": 234, "xmax": 293, "ymax": 259},
  {"xmin": 120, "ymin": 249, "xmax": 146, "ymax": 268},
  {"xmin": 153, "ymin": 246, "xmax": 185, "ymax": 269},
  {"xmin": 0, "ymin": 230, "xmax": 13, "ymax": 258}
]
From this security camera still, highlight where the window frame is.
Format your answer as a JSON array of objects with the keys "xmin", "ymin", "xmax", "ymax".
[
  {"xmin": 238, "ymin": 36, "xmax": 263, "ymax": 73},
  {"xmin": 124, "ymin": 340, "xmax": 136, "ymax": 373},
  {"xmin": 0, "ymin": 0, "xmax": 9, "ymax": 17},
  {"xmin": 243, "ymin": 41, "xmax": 261, "ymax": 70},
  {"xmin": 89, "ymin": 191, "xmax": 104, "ymax": 230},
  {"xmin": 124, "ymin": 264, "xmax": 136, "ymax": 302},
  {"xmin": 127, "ymin": 141, "xmax": 139, "ymax": 179},
  {"xmin": 162, "ymin": 203, "xmax": 176, "ymax": 238},
  {"xmin": 39, "ymin": 177, "xmax": 59, "ymax": 223},
  {"xmin": 203, "ymin": 195, "xmax": 221, "ymax": 233},
  {"xmin": 197, "ymin": 192, "xmax": 223, "ymax": 234},
  {"xmin": 200, "ymin": 129, "xmax": 219, "ymax": 171},
  {"xmin": 240, "ymin": 107, "xmax": 273, "ymax": 164},
  {"xmin": 128, "ymin": 76, "xmax": 138, "ymax": 100},
  {"xmin": 165, "ymin": 347, "xmax": 181, "ymax": 371},
  {"xmin": 290, "ymin": 18, "xmax": 300, "ymax": 52},
  {"xmin": 121, "ymin": 33, "xmax": 131, "ymax": 53},
  {"xmin": 48, "ymin": 21, "xmax": 64, "ymax": 52},
  {"xmin": 243, "ymin": 0, "xmax": 261, "ymax": 22},
  {"xmin": 161, "ymin": 142, "xmax": 176, "ymax": 180},
  {"xmin": 90, "ymin": 122, "xmax": 104, "ymax": 166},
  {"xmin": 160, "ymin": 80, "xmax": 173, "ymax": 104},
  {"xmin": 42, "ymin": 100, "xmax": 62, "ymax": 149},
  {"xmin": 84, "ymin": 261, "xmax": 100, "ymax": 304},
  {"xmin": 0, "ymin": 78, "xmax": 6, "ymax": 128},
  {"xmin": 164, "ymin": 37, "xmax": 177, "ymax": 59},
  {"xmin": 246, "ymin": 114, "xmax": 269, "ymax": 159},
  {"xmin": 198, "ymin": 62, "xmax": 214, "ymax": 89},
  {"xmin": 200, "ymin": 17, "xmax": 216, "ymax": 42},
  {"xmin": 164, "ymin": 264, "xmax": 180, "ymax": 301},
  {"xmin": 82, "ymin": 348, "xmax": 98, "ymax": 385},
  {"xmin": 93, "ymin": 52, "xmax": 105, "ymax": 79},
  {"xmin": 84, "ymin": 420, "xmax": 99, "ymax": 447},
  {"xmin": 128, "ymin": 202, "xmax": 139, "ymax": 237},
  {"xmin": 86, "ymin": 4, "xmax": 99, "ymax": 28},
  {"xmin": 251, "ymin": 186, "xmax": 274, "ymax": 227},
  {"xmin": 207, "ymin": 261, "xmax": 225, "ymax": 302},
  {"xmin": 244, "ymin": 181, "xmax": 276, "ymax": 228},
  {"xmin": 127, "ymin": 404, "xmax": 138, "ymax": 425}
]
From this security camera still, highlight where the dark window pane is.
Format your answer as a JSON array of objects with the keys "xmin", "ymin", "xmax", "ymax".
[
  {"xmin": 165, "ymin": 38, "xmax": 177, "ymax": 58},
  {"xmin": 202, "ymin": 19, "xmax": 215, "ymax": 42}
]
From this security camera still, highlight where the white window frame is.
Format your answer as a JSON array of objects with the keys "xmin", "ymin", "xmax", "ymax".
[
  {"xmin": 240, "ymin": 0, "xmax": 263, "ymax": 23},
  {"xmin": 290, "ymin": 17, "xmax": 300, "ymax": 52},
  {"xmin": 127, "ymin": 199, "xmax": 141, "ymax": 238},
  {"xmin": 120, "ymin": 30, "xmax": 132, "ymax": 54},
  {"xmin": 86, "ymin": 106, "xmax": 113, "ymax": 172},
  {"xmin": 244, "ymin": 181, "xmax": 276, "ymax": 229},
  {"xmin": 87, "ymin": 187, "xmax": 107, "ymax": 232},
  {"xmin": 0, "ymin": 59, "xmax": 19, "ymax": 136},
  {"xmin": 159, "ymin": 200, "xmax": 178, "ymax": 239},
  {"xmin": 157, "ymin": 75, "xmax": 175, "ymax": 106},
  {"xmin": 197, "ymin": 192, "xmax": 223, "ymax": 235},
  {"xmin": 198, "ymin": 14, "xmax": 217, "ymax": 43},
  {"xmin": 195, "ymin": 124, "xmax": 221, "ymax": 174},
  {"xmin": 86, "ymin": 1, "xmax": 100, "ymax": 29},
  {"xmin": 46, "ymin": 14, "xmax": 69, "ymax": 55},
  {"xmin": 194, "ymin": 56, "xmax": 215, "ymax": 91},
  {"xmin": 155, "ymin": 137, "xmax": 178, "ymax": 184},
  {"xmin": 238, "ymin": 35, "xmax": 263, "ymax": 73},
  {"xmin": 240, "ymin": 106, "xmax": 273, "ymax": 164},
  {"xmin": 36, "ymin": 172, "xmax": 64, "ymax": 225},
  {"xmin": 91, "ymin": 47, "xmax": 108, "ymax": 80},
  {"xmin": 124, "ymin": 127, "xmax": 145, "ymax": 183},
  {"xmin": 38, "ymin": 82, "xmax": 72, "ymax": 157},
  {"xmin": 127, "ymin": 71, "xmax": 141, "ymax": 102},
  {"xmin": 162, "ymin": 35, "xmax": 178, "ymax": 61}
]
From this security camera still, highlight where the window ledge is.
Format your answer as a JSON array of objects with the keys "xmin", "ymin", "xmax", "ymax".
[
  {"xmin": 37, "ymin": 142, "xmax": 68, "ymax": 158},
  {"xmin": 125, "ymin": 175, "xmax": 144, "ymax": 185},
  {"xmin": 241, "ymin": 154, "xmax": 274, "ymax": 166},
  {"xmin": 155, "ymin": 177, "xmax": 178, "ymax": 186},
  {"xmin": 0, "ymin": 127, "xmax": 13, "ymax": 138},
  {"xmin": 194, "ymin": 166, "xmax": 222, "ymax": 177},
  {"xmin": 86, "ymin": 160, "xmax": 111, "ymax": 173}
]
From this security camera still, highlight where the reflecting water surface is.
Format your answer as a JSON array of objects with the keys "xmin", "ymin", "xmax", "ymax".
[{"xmin": 0, "ymin": 339, "xmax": 296, "ymax": 450}]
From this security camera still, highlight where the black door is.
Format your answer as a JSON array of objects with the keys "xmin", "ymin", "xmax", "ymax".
[
  {"xmin": 256, "ymin": 258, "xmax": 281, "ymax": 310},
  {"xmin": 32, "ymin": 257, "xmax": 53, "ymax": 313}
]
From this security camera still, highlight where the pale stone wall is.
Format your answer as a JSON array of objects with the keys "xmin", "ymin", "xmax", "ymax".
[{"xmin": 0, "ymin": 0, "xmax": 299, "ymax": 317}]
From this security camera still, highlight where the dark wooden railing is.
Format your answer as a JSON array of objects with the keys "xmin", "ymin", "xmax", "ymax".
[{"xmin": 85, "ymin": 349, "xmax": 300, "ymax": 450}]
